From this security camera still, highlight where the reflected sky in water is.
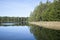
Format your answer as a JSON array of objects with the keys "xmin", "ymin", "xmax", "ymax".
[
  {"xmin": 0, "ymin": 26, "xmax": 35, "ymax": 40},
  {"xmin": 0, "ymin": 23, "xmax": 60, "ymax": 40}
]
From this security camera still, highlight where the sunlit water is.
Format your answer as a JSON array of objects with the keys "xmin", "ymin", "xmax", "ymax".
[{"xmin": 0, "ymin": 23, "xmax": 60, "ymax": 40}]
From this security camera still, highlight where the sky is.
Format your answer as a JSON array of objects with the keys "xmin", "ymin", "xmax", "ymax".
[{"xmin": 0, "ymin": 0, "xmax": 53, "ymax": 17}]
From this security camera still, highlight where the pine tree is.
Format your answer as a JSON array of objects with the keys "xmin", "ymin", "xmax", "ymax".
[{"xmin": 29, "ymin": 0, "xmax": 60, "ymax": 21}]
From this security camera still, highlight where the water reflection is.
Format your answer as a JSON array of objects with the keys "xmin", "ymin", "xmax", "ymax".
[
  {"xmin": 0, "ymin": 26, "xmax": 35, "ymax": 40},
  {"xmin": 0, "ymin": 23, "xmax": 60, "ymax": 40},
  {"xmin": 0, "ymin": 22, "xmax": 28, "ymax": 26},
  {"xmin": 29, "ymin": 25, "xmax": 60, "ymax": 40}
]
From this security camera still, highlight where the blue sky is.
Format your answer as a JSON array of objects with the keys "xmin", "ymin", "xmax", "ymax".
[{"xmin": 0, "ymin": 0, "xmax": 53, "ymax": 17}]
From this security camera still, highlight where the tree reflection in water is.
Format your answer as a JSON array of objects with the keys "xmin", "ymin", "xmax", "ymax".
[
  {"xmin": 0, "ymin": 22, "xmax": 28, "ymax": 26},
  {"xmin": 29, "ymin": 25, "xmax": 60, "ymax": 40}
]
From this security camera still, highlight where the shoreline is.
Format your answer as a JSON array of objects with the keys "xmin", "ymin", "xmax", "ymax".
[{"xmin": 29, "ymin": 21, "xmax": 60, "ymax": 30}]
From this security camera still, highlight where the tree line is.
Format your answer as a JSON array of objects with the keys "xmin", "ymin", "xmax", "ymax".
[
  {"xmin": 0, "ymin": 16, "xmax": 28, "ymax": 23},
  {"xmin": 28, "ymin": 0, "xmax": 60, "ymax": 21}
]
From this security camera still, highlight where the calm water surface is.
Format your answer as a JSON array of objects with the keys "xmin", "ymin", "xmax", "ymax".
[
  {"xmin": 0, "ymin": 23, "xmax": 60, "ymax": 40},
  {"xmin": 0, "ymin": 26, "xmax": 35, "ymax": 40}
]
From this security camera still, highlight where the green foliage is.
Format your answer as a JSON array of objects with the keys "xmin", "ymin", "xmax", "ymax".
[
  {"xmin": 0, "ymin": 17, "xmax": 28, "ymax": 23},
  {"xmin": 29, "ymin": 0, "xmax": 60, "ymax": 21}
]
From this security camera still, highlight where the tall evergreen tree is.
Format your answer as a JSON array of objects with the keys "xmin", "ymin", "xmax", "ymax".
[{"xmin": 29, "ymin": 0, "xmax": 60, "ymax": 21}]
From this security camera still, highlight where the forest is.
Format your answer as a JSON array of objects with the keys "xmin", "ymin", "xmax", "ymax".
[
  {"xmin": 28, "ymin": 0, "xmax": 60, "ymax": 21},
  {"xmin": 0, "ymin": 16, "xmax": 28, "ymax": 23}
]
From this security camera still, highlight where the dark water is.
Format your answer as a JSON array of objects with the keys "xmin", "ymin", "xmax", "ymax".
[{"xmin": 0, "ymin": 23, "xmax": 60, "ymax": 40}]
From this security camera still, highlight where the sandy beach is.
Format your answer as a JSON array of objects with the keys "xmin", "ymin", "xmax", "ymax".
[{"xmin": 29, "ymin": 21, "xmax": 60, "ymax": 30}]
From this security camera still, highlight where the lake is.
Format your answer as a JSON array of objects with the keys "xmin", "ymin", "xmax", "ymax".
[{"xmin": 0, "ymin": 23, "xmax": 60, "ymax": 40}]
